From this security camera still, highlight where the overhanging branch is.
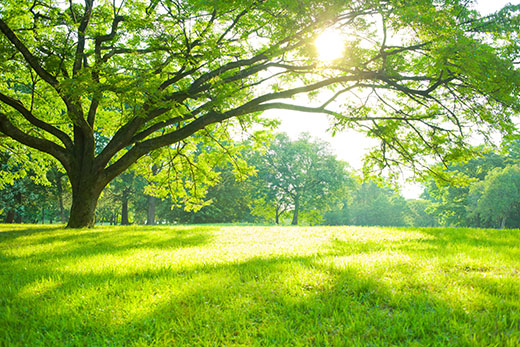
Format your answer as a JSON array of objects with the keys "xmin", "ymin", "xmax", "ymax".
[
  {"xmin": 0, "ymin": 113, "xmax": 71, "ymax": 172},
  {"xmin": 0, "ymin": 92, "xmax": 73, "ymax": 149}
]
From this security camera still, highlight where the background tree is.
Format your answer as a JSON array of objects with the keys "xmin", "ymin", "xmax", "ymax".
[
  {"xmin": 474, "ymin": 165, "xmax": 520, "ymax": 228},
  {"xmin": 422, "ymin": 150, "xmax": 506, "ymax": 227},
  {"xmin": 251, "ymin": 133, "xmax": 348, "ymax": 225},
  {"xmin": 403, "ymin": 199, "xmax": 438, "ymax": 227},
  {"xmin": 349, "ymin": 181, "xmax": 407, "ymax": 227},
  {"xmin": 0, "ymin": 149, "xmax": 61, "ymax": 223},
  {"xmin": 0, "ymin": 0, "xmax": 519, "ymax": 227},
  {"xmin": 166, "ymin": 164, "xmax": 256, "ymax": 224},
  {"xmin": 46, "ymin": 167, "xmax": 70, "ymax": 224}
]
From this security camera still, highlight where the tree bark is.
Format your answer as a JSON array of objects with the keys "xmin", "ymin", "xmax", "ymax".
[
  {"xmin": 5, "ymin": 209, "xmax": 14, "ymax": 223},
  {"xmin": 146, "ymin": 195, "xmax": 156, "ymax": 225},
  {"xmin": 67, "ymin": 181, "xmax": 104, "ymax": 228},
  {"xmin": 121, "ymin": 197, "xmax": 130, "ymax": 225}
]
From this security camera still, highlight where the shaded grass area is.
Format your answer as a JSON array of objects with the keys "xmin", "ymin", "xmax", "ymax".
[{"xmin": 0, "ymin": 224, "xmax": 519, "ymax": 346}]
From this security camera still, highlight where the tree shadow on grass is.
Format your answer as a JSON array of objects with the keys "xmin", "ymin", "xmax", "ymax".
[
  {"xmin": 410, "ymin": 227, "xmax": 520, "ymax": 247},
  {"xmin": 397, "ymin": 227, "xmax": 520, "ymax": 263},
  {"xmin": 0, "ymin": 225, "xmax": 215, "ymax": 259},
  {"xmin": 0, "ymin": 225, "xmax": 215, "ymax": 313},
  {"xmin": 0, "ymin": 224, "xmax": 64, "ymax": 242},
  {"xmin": 2, "ymin": 229, "xmax": 519, "ymax": 346}
]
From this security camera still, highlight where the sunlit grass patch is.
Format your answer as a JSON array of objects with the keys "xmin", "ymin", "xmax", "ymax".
[{"xmin": 0, "ymin": 224, "xmax": 519, "ymax": 346}]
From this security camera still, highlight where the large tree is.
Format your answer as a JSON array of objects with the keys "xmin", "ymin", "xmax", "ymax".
[{"xmin": 0, "ymin": 0, "xmax": 519, "ymax": 227}]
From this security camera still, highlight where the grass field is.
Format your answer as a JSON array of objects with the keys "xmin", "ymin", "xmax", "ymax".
[{"xmin": 0, "ymin": 224, "xmax": 519, "ymax": 346}]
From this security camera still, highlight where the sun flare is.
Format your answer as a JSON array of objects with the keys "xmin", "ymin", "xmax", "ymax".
[{"xmin": 315, "ymin": 29, "xmax": 345, "ymax": 62}]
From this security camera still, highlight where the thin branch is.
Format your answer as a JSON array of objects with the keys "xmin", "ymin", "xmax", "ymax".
[{"xmin": 0, "ymin": 19, "xmax": 58, "ymax": 87}]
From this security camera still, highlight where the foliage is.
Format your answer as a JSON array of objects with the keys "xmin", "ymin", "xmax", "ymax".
[
  {"xmin": 249, "ymin": 133, "xmax": 350, "ymax": 225},
  {"xmin": 0, "ymin": 153, "xmax": 66, "ymax": 223},
  {"xmin": 474, "ymin": 165, "xmax": 520, "ymax": 228},
  {"xmin": 350, "ymin": 181, "xmax": 407, "ymax": 227},
  {"xmin": 422, "ymin": 150, "xmax": 508, "ymax": 227},
  {"xmin": 404, "ymin": 199, "xmax": 439, "ymax": 227},
  {"xmin": 159, "ymin": 163, "xmax": 258, "ymax": 224},
  {"xmin": 1, "ymin": 0, "xmax": 519, "ymax": 227},
  {"xmin": 1, "ymin": 224, "xmax": 519, "ymax": 345}
]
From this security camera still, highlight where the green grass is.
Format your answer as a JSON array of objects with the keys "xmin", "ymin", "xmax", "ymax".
[{"xmin": 0, "ymin": 224, "xmax": 519, "ymax": 346}]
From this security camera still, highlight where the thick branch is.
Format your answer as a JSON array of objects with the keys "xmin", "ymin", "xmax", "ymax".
[
  {"xmin": 188, "ymin": 54, "xmax": 269, "ymax": 93},
  {"xmin": 101, "ymin": 111, "xmax": 223, "ymax": 184},
  {"xmin": 0, "ymin": 92, "xmax": 73, "ymax": 149},
  {"xmin": 72, "ymin": 0, "xmax": 93, "ymax": 75},
  {"xmin": 0, "ymin": 113, "xmax": 71, "ymax": 172},
  {"xmin": 0, "ymin": 19, "xmax": 58, "ymax": 86}
]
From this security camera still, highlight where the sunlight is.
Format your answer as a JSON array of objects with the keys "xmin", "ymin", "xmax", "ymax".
[{"xmin": 315, "ymin": 29, "xmax": 345, "ymax": 62}]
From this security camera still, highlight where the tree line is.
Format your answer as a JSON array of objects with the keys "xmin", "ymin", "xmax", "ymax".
[{"xmin": 3, "ymin": 133, "xmax": 519, "ymax": 229}]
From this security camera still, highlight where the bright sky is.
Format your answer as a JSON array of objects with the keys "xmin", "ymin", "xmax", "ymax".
[{"xmin": 268, "ymin": 0, "xmax": 518, "ymax": 199}]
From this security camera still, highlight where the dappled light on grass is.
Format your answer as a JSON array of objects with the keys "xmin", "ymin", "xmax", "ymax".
[{"xmin": 0, "ymin": 224, "xmax": 519, "ymax": 345}]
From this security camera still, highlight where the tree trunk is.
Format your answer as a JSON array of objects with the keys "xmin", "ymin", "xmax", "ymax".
[
  {"xmin": 146, "ymin": 195, "xmax": 156, "ymax": 225},
  {"xmin": 500, "ymin": 215, "xmax": 507, "ymax": 229},
  {"xmin": 121, "ymin": 198, "xmax": 130, "ymax": 225},
  {"xmin": 291, "ymin": 196, "xmax": 300, "ymax": 225},
  {"xmin": 42, "ymin": 207, "xmax": 45, "ymax": 224},
  {"xmin": 5, "ymin": 209, "xmax": 14, "ymax": 223},
  {"xmin": 67, "ymin": 183, "xmax": 104, "ymax": 228}
]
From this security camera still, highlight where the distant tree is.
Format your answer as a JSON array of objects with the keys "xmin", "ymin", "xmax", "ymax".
[
  {"xmin": 350, "ymin": 181, "xmax": 407, "ymax": 227},
  {"xmin": 323, "ymin": 199, "xmax": 352, "ymax": 226},
  {"xmin": 0, "ymin": 151, "xmax": 60, "ymax": 223},
  {"xmin": 250, "ymin": 133, "xmax": 348, "ymax": 225},
  {"xmin": 404, "ymin": 199, "xmax": 439, "ymax": 227},
  {"xmin": 422, "ymin": 150, "xmax": 506, "ymax": 227},
  {"xmin": 46, "ymin": 167, "xmax": 70, "ymax": 224},
  {"xmin": 99, "ymin": 171, "xmax": 147, "ymax": 225},
  {"xmin": 183, "ymin": 166, "xmax": 256, "ymax": 224},
  {"xmin": 474, "ymin": 165, "xmax": 520, "ymax": 229}
]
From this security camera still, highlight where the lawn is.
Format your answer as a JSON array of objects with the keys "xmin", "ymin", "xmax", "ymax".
[{"xmin": 0, "ymin": 224, "xmax": 519, "ymax": 346}]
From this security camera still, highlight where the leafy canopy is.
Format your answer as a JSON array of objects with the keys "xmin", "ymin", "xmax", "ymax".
[{"xmin": 0, "ymin": 0, "xmax": 519, "ymax": 224}]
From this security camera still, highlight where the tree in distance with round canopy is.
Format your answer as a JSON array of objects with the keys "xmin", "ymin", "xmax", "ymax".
[{"xmin": 0, "ymin": 0, "xmax": 519, "ymax": 227}]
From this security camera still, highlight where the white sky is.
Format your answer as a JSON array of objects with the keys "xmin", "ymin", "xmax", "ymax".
[{"xmin": 268, "ymin": 0, "xmax": 518, "ymax": 199}]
